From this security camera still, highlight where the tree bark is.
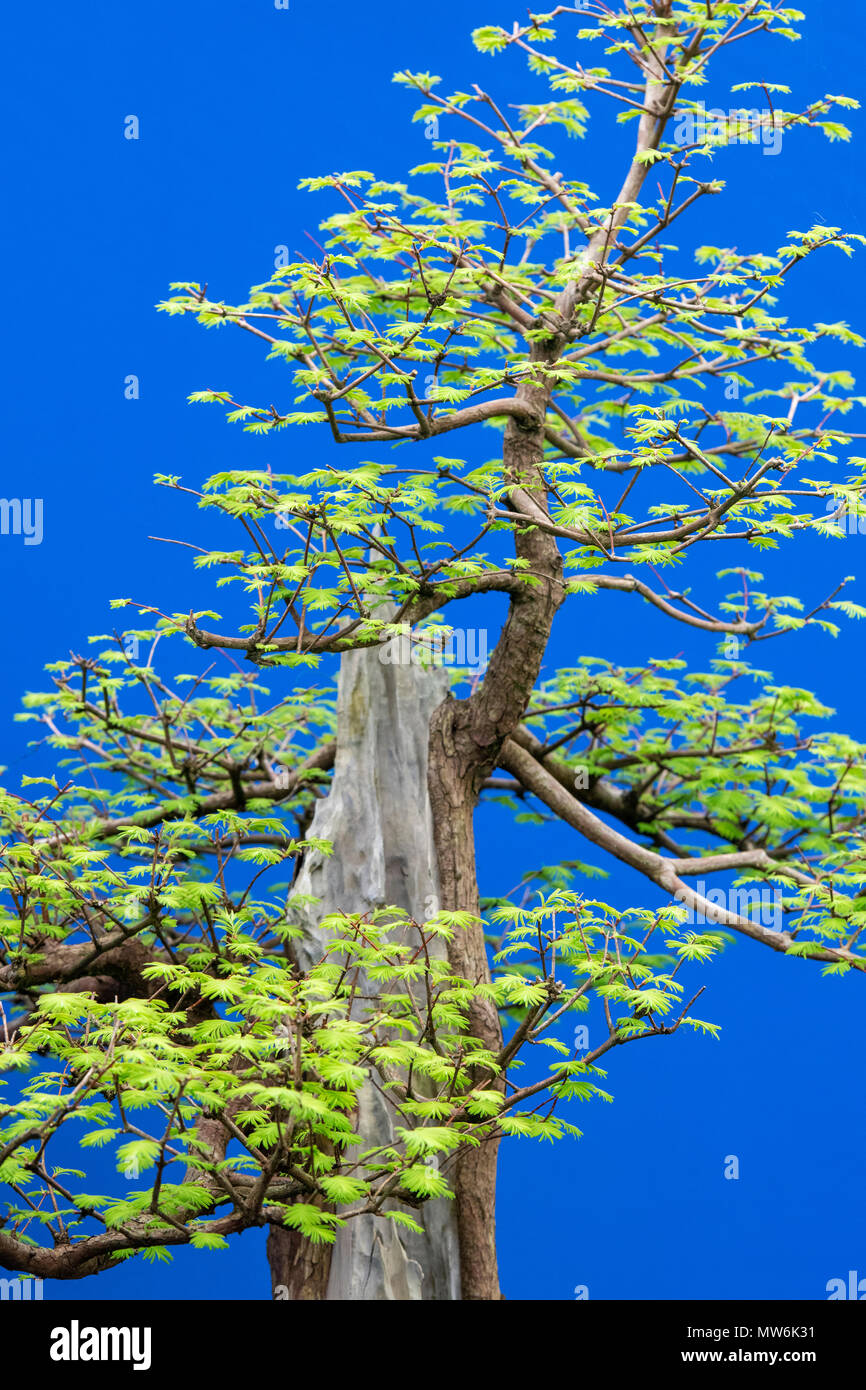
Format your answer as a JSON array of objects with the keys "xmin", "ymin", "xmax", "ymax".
[{"xmin": 268, "ymin": 646, "xmax": 461, "ymax": 1300}]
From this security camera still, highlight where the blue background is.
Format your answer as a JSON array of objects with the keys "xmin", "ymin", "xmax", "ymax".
[{"xmin": 1, "ymin": 0, "xmax": 864, "ymax": 1300}]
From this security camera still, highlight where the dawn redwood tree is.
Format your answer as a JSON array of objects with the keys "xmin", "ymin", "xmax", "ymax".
[{"xmin": 2, "ymin": 0, "xmax": 865, "ymax": 1302}]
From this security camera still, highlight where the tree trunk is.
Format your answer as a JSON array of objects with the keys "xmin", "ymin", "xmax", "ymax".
[
  {"xmin": 425, "ymin": 340, "xmax": 567, "ymax": 1300},
  {"xmin": 268, "ymin": 646, "xmax": 462, "ymax": 1300},
  {"xmin": 268, "ymin": 354, "xmax": 564, "ymax": 1299},
  {"xmin": 427, "ymin": 711, "xmax": 503, "ymax": 1300}
]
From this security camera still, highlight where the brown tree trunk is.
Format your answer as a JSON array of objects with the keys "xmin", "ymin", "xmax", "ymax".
[
  {"xmin": 425, "ymin": 746, "xmax": 502, "ymax": 1300},
  {"xmin": 268, "ymin": 1222, "xmax": 332, "ymax": 1301},
  {"xmin": 427, "ymin": 325, "xmax": 567, "ymax": 1300}
]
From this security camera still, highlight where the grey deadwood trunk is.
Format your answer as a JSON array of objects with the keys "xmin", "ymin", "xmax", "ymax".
[{"xmin": 267, "ymin": 648, "xmax": 462, "ymax": 1299}]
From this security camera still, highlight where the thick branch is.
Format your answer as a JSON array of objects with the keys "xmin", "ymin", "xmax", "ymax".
[{"xmin": 498, "ymin": 737, "xmax": 865, "ymax": 972}]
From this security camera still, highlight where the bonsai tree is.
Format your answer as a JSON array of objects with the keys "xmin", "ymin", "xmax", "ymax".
[{"xmin": 2, "ymin": 0, "xmax": 864, "ymax": 1302}]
